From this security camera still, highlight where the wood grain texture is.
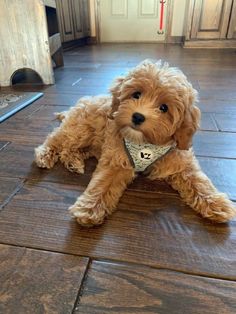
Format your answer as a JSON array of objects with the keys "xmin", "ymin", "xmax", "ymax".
[
  {"xmin": 184, "ymin": 39, "xmax": 236, "ymax": 48},
  {"xmin": 56, "ymin": 0, "xmax": 75, "ymax": 42},
  {"xmin": 198, "ymin": 99, "xmax": 236, "ymax": 113},
  {"xmin": 0, "ymin": 118, "xmax": 58, "ymax": 145},
  {"xmin": 200, "ymin": 0, "xmax": 224, "ymax": 30},
  {"xmin": 200, "ymin": 113, "xmax": 218, "ymax": 131},
  {"xmin": 187, "ymin": 0, "xmax": 233, "ymax": 40},
  {"xmin": 0, "ymin": 141, "xmax": 9, "ymax": 151},
  {"xmin": 213, "ymin": 113, "xmax": 236, "ymax": 132},
  {"xmin": 75, "ymin": 260, "xmax": 236, "ymax": 314},
  {"xmin": 199, "ymin": 87, "xmax": 236, "ymax": 99},
  {"xmin": 0, "ymin": 177, "xmax": 23, "ymax": 209},
  {"xmin": 227, "ymin": 0, "xmax": 236, "ymax": 38},
  {"xmin": 0, "ymin": 181, "xmax": 235, "ymax": 279},
  {"xmin": 0, "ymin": 142, "xmax": 93, "ymax": 185},
  {"xmin": 184, "ymin": 0, "xmax": 234, "ymax": 44},
  {"xmin": 198, "ymin": 77, "xmax": 236, "ymax": 90},
  {"xmin": 44, "ymin": 82, "xmax": 109, "ymax": 95},
  {"xmin": 0, "ymin": 0, "xmax": 53, "ymax": 86},
  {"xmin": 198, "ymin": 157, "xmax": 236, "ymax": 201},
  {"xmin": 193, "ymin": 131, "xmax": 236, "ymax": 158},
  {"xmin": 56, "ymin": 0, "xmax": 90, "ymax": 42},
  {"xmin": 52, "ymin": 47, "xmax": 64, "ymax": 67},
  {"xmin": 31, "ymin": 92, "xmax": 80, "ymax": 106},
  {"xmin": 21, "ymin": 104, "xmax": 72, "ymax": 121},
  {"xmin": 49, "ymin": 33, "xmax": 61, "ymax": 56},
  {"xmin": 0, "ymin": 143, "xmax": 40, "ymax": 179},
  {"xmin": 0, "ymin": 244, "xmax": 88, "ymax": 314}
]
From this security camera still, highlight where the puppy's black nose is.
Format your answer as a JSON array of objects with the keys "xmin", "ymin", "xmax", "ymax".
[{"xmin": 132, "ymin": 112, "xmax": 145, "ymax": 125}]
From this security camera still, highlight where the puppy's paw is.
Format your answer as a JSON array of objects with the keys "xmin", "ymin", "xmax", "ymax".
[
  {"xmin": 63, "ymin": 159, "xmax": 85, "ymax": 174},
  {"xmin": 35, "ymin": 145, "xmax": 58, "ymax": 169},
  {"xmin": 69, "ymin": 201, "xmax": 106, "ymax": 227},
  {"xmin": 201, "ymin": 194, "xmax": 236, "ymax": 223}
]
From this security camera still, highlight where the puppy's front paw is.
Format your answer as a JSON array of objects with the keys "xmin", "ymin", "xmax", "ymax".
[
  {"xmin": 201, "ymin": 194, "xmax": 236, "ymax": 223},
  {"xmin": 69, "ymin": 201, "xmax": 106, "ymax": 227},
  {"xmin": 35, "ymin": 145, "xmax": 58, "ymax": 169}
]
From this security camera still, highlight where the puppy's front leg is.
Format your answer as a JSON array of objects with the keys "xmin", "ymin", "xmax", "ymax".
[
  {"xmin": 69, "ymin": 162, "xmax": 134, "ymax": 226},
  {"xmin": 165, "ymin": 161, "xmax": 236, "ymax": 223}
]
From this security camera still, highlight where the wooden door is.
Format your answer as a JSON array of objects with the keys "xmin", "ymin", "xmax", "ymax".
[
  {"xmin": 71, "ymin": 0, "xmax": 84, "ymax": 39},
  {"xmin": 56, "ymin": 0, "xmax": 75, "ymax": 42},
  {"xmin": 99, "ymin": 0, "xmax": 167, "ymax": 42},
  {"xmin": 190, "ymin": 0, "xmax": 233, "ymax": 40}
]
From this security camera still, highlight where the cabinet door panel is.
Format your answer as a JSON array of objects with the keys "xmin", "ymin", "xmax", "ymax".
[
  {"xmin": 227, "ymin": 0, "xmax": 236, "ymax": 38},
  {"xmin": 191, "ymin": 0, "xmax": 233, "ymax": 39},
  {"xmin": 56, "ymin": 0, "xmax": 75, "ymax": 42},
  {"xmin": 71, "ymin": 0, "xmax": 83, "ymax": 39},
  {"xmin": 81, "ymin": 0, "xmax": 91, "ymax": 37},
  {"xmin": 201, "ymin": 0, "xmax": 223, "ymax": 30}
]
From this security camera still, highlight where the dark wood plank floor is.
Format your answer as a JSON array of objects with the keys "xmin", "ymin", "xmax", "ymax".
[{"xmin": 0, "ymin": 44, "xmax": 236, "ymax": 313}]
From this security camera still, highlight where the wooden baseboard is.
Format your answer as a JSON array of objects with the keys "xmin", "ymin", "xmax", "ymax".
[
  {"xmin": 86, "ymin": 37, "xmax": 97, "ymax": 45},
  {"xmin": 166, "ymin": 36, "xmax": 184, "ymax": 44},
  {"xmin": 62, "ymin": 37, "xmax": 97, "ymax": 51},
  {"xmin": 62, "ymin": 38, "xmax": 87, "ymax": 51},
  {"xmin": 184, "ymin": 39, "xmax": 236, "ymax": 48}
]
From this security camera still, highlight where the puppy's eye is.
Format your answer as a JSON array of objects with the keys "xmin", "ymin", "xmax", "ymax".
[
  {"xmin": 160, "ymin": 104, "xmax": 168, "ymax": 113},
  {"xmin": 132, "ymin": 91, "xmax": 141, "ymax": 99}
]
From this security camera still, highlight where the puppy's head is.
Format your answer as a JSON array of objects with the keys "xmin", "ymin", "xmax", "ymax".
[{"xmin": 110, "ymin": 60, "xmax": 200, "ymax": 149}]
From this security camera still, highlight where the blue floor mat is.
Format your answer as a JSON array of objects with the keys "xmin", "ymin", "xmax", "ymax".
[{"xmin": 0, "ymin": 92, "xmax": 43, "ymax": 123}]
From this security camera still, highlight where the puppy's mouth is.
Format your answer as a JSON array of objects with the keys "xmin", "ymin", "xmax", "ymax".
[
  {"xmin": 131, "ymin": 123, "xmax": 141, "ymax": 130},
  {"xmin": 121, "ymin": 126, "xmax": 146, "ymax": 144},
  {"xmin": 131, "ymin": 125, "xmax": 139, "ymax": 132}
]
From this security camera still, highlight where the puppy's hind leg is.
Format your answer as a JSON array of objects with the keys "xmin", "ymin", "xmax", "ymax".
[
  {"xmin": 35, "ymin": 127, "xmax": 65, "ymax": 169},
  {"xmin": 35, "ymin": 144, "xmax": 58, "ymax": 169},
  {"xmin": 60, "ymin": 150, "xmax": 90, "ymax": 174},
  {"xmin": 35, "ymin": 105, "xmax": 96, "ymax": 170}
]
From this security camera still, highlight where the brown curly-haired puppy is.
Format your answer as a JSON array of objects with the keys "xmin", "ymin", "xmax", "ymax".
[{"xmin": 35, "ymin": 60, "xmax": 236, "ymax": 226}]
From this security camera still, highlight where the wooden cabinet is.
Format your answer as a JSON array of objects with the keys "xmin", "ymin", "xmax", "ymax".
[
  {"xmin": 81, "ymin": 0, "xmax": 91, "ymax": 37},
  {"xmin": 56, "ymin": 0, "xmax": 75, "ymax": 42},
  {"xmin": 191, "ymin": 0, "xmax": 232, "ymax": 39},
  {"xmin": 185, "ymin": 0, "xmax": 236, "ymax": 47},
  {"xmin": 0, "ymin": 0, "xmax": 63, "ymax": 86},
  {"xmin": 71, "ymin": 0, "xmax": 84, "ymax": 39},
  {"xmin": 56, "ymin": 0, "xmax": 90, "ymax": 42},
  {"xmin": 227, "ymin": 0, "xmax": 236, "ymax": 38}
]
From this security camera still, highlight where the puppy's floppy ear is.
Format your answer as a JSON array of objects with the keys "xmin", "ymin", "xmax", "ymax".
[
  {"xmin": 109, "ymin": 76, "xmax": 124, "ymax": 118},
  {"xmin": 174, "ymin": 90, "xmax": 201, "ymax": 150}
]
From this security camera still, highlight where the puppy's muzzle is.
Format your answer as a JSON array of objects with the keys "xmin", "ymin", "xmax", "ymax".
[{"xmin": 132, "ymin": 112, "xmax": 145, "ymax": 125}]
